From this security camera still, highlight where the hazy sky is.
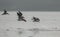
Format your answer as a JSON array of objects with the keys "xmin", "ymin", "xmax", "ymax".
[{"xmin": 0, "ymin": 0, "xmax": 60, "ymax": 11}]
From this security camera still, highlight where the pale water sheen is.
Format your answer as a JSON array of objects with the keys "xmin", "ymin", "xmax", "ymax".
[{"xmin": 0, "ymin": 11, "xmax": 60, "ymax": 37}]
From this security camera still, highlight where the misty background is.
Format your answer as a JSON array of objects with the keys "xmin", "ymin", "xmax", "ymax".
[{"xmin": 0, "ymin": 0, "xmax": 60, "ymax": 11}]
